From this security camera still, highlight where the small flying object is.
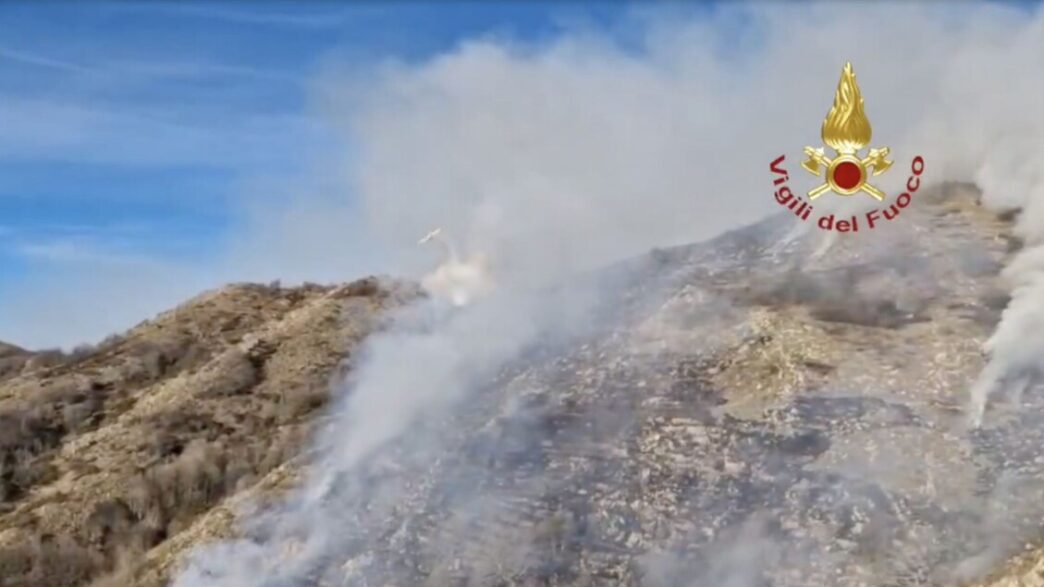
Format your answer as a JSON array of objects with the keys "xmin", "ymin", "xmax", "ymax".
[
  {"xmin": 417, "ymin": 227, "xmax": 443, "ymax": 246},
  {"xmin": 417, "ymin": 227, "xmax": 494, "ymax": 307}
]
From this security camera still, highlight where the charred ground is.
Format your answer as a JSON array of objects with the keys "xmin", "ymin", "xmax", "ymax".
[{"xmin": 1, "ymin": 184, "xmax": 1042, "ymax": 586}]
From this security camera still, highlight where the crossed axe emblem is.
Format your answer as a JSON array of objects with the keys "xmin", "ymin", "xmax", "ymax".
[{"xmin": 801, "ymin": 146, "xmax": 893, "ymax": 201}]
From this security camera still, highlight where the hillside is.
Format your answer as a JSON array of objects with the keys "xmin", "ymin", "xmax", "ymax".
[
  {"xmin": 199, "ymin": 182, "xmax": 1018, "ymax": 587},
  {"xmin": 0, "ymin": 278, "xmax": 414, "ymax": 587},
  {"xmin": 2, "ymin": 185, "xmax": 1043, "ymax": 586}
]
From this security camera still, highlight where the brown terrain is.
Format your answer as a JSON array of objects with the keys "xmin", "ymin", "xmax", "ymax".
[
  {"xmin": 1, "ymin": 184, "xmax": 1044, "ymax": 586},
  {"xmin": 0, "ymin": 278, "xmax": 414, "ymax": 586}
]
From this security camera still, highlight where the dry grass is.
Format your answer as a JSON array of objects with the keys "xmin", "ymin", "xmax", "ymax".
[{"xmin": 0, "ymin": 278, "xmax": 405, "ymax": 587}]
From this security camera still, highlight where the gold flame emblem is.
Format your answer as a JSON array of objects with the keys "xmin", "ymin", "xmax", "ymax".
[{"xmin": 802, "ymin": 62, "xmax": 892, "ymax": 200}]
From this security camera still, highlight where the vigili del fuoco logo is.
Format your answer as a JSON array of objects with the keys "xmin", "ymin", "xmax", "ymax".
[{"xmin": 769, "ymin": 62, "xmax": 925, "ymax": 232}]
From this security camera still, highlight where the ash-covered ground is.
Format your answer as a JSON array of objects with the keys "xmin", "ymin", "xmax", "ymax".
[{"xmin": 168, "ymin": 183, "xmax": 1044, "ymax": 587}]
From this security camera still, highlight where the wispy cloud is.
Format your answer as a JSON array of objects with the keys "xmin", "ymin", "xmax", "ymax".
[
  {"xmin": 0, "ymin": 94, "xmax": 326, "ymax": 169},
  {"xmin": 102, "ymin": 3, "xmax": 363, "ymax": 29},
  {"xmin": 3, "ymin": 219, "xmax": 222, "ymax": 261},
  {"xmin": 13, "ymin": 239, "xmax": 143, "ymax": 265},
  {"xmin": 1, "ymin": 47, "xmax": 91, "ymax": 73},
  {"xmin": 109, "ymin": 59, "xmax": 303, "ymax": 84},
  {"xmin": 1, "ymin": 45, "xmax": 302, "ymax": 85},
  {"xmin": 0, "ymin": 36, "xmax": 314, "ymax": 171}
]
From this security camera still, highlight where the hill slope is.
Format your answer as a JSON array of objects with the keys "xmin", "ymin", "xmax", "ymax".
[
  {"xmin": 3, "ymin": 185, "xmax": 1043, "ymax": 586},
  {"xmin": 192, "ymin": 183, "xmax": 1017, "ymax": 587},
  {"xmin": 0, "ymin": 279, "xmax": 412, "ymax": 587}
]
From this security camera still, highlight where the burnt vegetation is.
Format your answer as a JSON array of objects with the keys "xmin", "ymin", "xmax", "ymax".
[{"xmin": 737, "ymin": 263, "xmax": 938, "ymax": 329}]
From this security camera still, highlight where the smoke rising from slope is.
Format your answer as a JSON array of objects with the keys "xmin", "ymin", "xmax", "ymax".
[
  {"xmin": 310, "ymin": 4, "xmax": 1044, "ymax": 422},
  {"xmin": 166, "ymin": 3, "xmax": 1044, "ymax": 585},
  {"xmin": 332, "ymin": 3, "xmax": 1044, "ymax": 424},
  {"xmin": 970, "ymin": 144, "xmax": 1044, "ymax": 424},
  {"xmin": 173, "ymin": 281, "xmax": 606, "ymax": 586},
  {"xmin": 243, "ymin": 4, "xmax": 1040, "ymax": 290}
]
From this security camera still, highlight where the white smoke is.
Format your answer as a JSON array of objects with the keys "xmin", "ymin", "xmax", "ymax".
[
  {"xmin": 417, "ymin": 228, "xmax": 495, "ymax": 306},
  {"xmin": 970, "ymin": 140, "xmax": 1044, "ymax": 424},
  {"xmin": 166, "ymin": 3, "xmax": 1044, "ymax": 585},
  {"xmin": 311, "ymin": 3, "xmax": 1044, "ymax": 424},
  {"xmin": 174, "ymin": 278, "xmax": 604, "ymax": 586}
]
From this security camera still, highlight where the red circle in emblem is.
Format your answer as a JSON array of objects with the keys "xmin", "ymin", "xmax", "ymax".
[{"xmin": 832, "ymin": 161, "xmax": 862, "ymax": 190}]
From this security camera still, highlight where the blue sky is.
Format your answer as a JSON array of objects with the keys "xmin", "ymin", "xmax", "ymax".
[
  {"xmin": 0, "ymin": 2, "xmax": 653, "ymax": 330},
  {"xmin": 2, "ymin": 1, "xmax": 1038, "ymax": 348}
]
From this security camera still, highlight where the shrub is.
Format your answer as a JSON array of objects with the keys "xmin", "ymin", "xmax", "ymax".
[
  {"xmin": 0, "ymin": 533, "xmax": 104, "ymax": 587},
  {"xmin": 0, "ymin": 407, "xmax": 64, "ymax": 503}
]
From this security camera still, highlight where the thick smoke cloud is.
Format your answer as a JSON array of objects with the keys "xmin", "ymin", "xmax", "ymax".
[
  {"xmin": 243, "ymin": 3, "xmax": 1041, "ymax": 294},
  {"xmin": 307, "ymin": 3, "xmax": 1044, "ymax": 423},
  {"xmin": 157, "ymin": 2, "xmax": 1044, "ymax": 584}
]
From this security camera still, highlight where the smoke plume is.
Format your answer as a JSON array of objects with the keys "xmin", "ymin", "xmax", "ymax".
[{"xmin": 167, "ymin": 3, "xmax": 1044, "ymax": 585}]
